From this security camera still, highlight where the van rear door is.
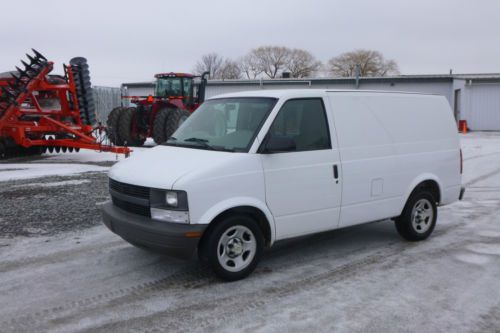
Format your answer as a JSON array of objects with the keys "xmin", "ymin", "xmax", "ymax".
[{"xmin": 259, "ymin": 98, "xmax": 341, "ymax": 240}]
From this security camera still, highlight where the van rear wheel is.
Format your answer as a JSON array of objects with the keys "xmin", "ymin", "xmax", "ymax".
[
  {"xmin": 395, "ymin": 191, "xmax": 437, "ymax": 241},
  {"xmin": 204, "ymin": 215, "xmax": 263, "ymax": 281}
]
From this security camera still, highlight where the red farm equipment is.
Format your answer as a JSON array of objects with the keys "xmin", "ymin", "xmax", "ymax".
[
  {"xmin": 107, "ymin": 71, "xmax": 209, "ymax": 146},
  {"xmin": 0, "ymin": 49, "xmax": 130, "ymax": 159}
]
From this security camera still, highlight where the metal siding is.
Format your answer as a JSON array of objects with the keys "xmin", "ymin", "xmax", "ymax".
[
  {"xmin": 359, "ymin": 82, "xmax": 453, "ymax": 104},
  {"xmin": 452, "ymin": 79, "xmax": 466, "ymax": 120},
  {"xmin": 126, "ymin": 86, "xmax": 155, "ymax": 97},
  {"xmin": 92, "ymin": 86, "xmax": 121, "ymax": 122},
  {"xmin": 207, "ymin": 83, "xmax": 313, "ymax": 98},
  {"xmin": 206, "ymin": 85, "xmax": 260, "ymax": 98},
  {"xmin": 467, "ymin": 84, "xmax": 500, "ymax": 131}
]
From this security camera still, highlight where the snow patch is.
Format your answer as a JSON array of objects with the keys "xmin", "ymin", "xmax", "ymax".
[
  {"xmin": 13, "ymin": 179, "xmax": 91, "ymax": 188},
  {"xmin": 455, "ymin": 253, "xmax": 490, "ymax": 266},
  {"xmin": 477, "ymin": 230, "xmax": 500, "ymax": 238},
  {"xmin": 466, "ymin": 243, "xmax": 500, "ymax": 256},
  {"xmin": 0, "ymin": 163, "xmax": 108, "ymax": 181}
]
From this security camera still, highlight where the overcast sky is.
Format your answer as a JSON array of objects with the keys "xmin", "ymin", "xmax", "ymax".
[{"xmin": 1, "ymin": 0, "xmax": 499, "ymax": 86}]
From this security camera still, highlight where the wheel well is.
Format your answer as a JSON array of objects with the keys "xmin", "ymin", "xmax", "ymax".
[
  {"xmin": 200, "ymin": 206, "xmax": 272, "ymax": 248},
  {"xmin": 415, "ymin": 180, "xmax": 441, "ymax": 204}
]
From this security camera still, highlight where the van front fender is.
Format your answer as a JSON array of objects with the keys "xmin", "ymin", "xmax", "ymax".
[{"xmin": 196, "ymin": 197, "xmax": 277, "ymax": 245}]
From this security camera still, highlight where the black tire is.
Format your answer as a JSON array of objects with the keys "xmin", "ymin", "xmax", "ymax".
[
  {"xmin": 118, "ymin": 107, "xmax": 145, "ymax": 147},
  {"xmin": 152, "ymin": 108, "xmax": 172, "ymax": 144},
  {"xmin": 165, "ymin": 108, "xmax": 190, "ymax": 139},
  {"xmin": 70, "ymin": 57, "xmax": 96, "ymax": 126},
  {"xmin": 107, "ymin": 107, "xmax": 123, "ymax": 145},
  {"xmin": 395, "ymin": 190, "xmax": 437, "ymax": 241},
  {"xmin": 203, "ymin": 215, "xmax": 264, "ymax": 281},
  {"xmin": 0, "ymin": 140, "xmax": 6, "ymax": 159}
]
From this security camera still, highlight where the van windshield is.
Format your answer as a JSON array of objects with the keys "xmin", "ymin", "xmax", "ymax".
[{"xmin": 164, "ymin": 97, "xmax": 277, "ymax": 152}]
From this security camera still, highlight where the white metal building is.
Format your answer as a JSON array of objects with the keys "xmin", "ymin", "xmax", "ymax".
[{"xmin": 122, "ymin": 74, "xmax": 500, "ymax": 131}]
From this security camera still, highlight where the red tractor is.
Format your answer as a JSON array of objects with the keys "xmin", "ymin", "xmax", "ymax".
[{"xmin": 107, "ymin": 71, "xmax": 209, "ymax": 146}]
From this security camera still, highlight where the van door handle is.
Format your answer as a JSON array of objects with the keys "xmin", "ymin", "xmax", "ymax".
[{"xmin": 333, "ymin": 165, "xmax": 339, "ymax": 183}]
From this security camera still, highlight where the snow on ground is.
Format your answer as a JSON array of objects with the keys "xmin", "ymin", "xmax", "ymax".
[
  {"xmin": 0, "ymin": 144, "xmax": 153, "ymax": 182},
  {"xmin": 0, "ymin": 132, "xmax": 499, "ymax": 332},
  {"xmin": 12, "ymin": 179, "xmax": 91, "ymax": 188},
  {"xmin": 460, "ymin": 132, "xmax": 500, "ymax": 185},
  {"xmin": 0, "ymin": 163, "xmax": 108, "ymax": 181}
]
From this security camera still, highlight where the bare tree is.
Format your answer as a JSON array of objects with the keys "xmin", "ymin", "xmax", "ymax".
[
  {"xmin": 251, "ymin": 46, "xmax": 290, "ymax": 78},
  {"xmin": 195, "ymin": 47, "xmax": 325, "ymax": 80},
  {"xmin": 219, "ymin": 59, "xmax": 241, "ymax": 79},
  {"xmin": 327, "ymin": 49, "xmax": 399, "ymax": 77},
  {"xmin": 238, "ymin": 54, "xmax": 262, "ymax": 79},
  {"xmin": 287, "ymin": 49, "xmax": 322, "ymax": 78},
  {"xmin": 193, "ymin": 53, "xmax": 224, "ymax": 79}
]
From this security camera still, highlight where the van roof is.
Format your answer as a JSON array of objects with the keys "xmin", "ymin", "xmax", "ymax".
[{"xmin": 209, "ymin": 89, "xmax": 440, "ymax": 100}]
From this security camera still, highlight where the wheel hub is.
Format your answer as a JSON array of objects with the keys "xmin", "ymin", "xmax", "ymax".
[
  {"xmin": 411, "ymin": 198, "xmax": 433, "ymax": 233},
  {"xmin": 217, "ymin": 225, "xmax": 257, "ymax": 273},
  {"xmin": 226, "ymin": 237, "xmax": 243, "ymax": 257}
]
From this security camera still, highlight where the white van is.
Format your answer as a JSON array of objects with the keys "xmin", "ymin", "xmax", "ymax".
[{"xmin": 102, "ymin": 89, "xmax": 464, "ymax": 281}]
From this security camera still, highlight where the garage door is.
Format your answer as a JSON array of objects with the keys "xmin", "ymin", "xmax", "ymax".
[{"xmin": 468, "ymin": 84, "xmax": 500, "ymax": 131}]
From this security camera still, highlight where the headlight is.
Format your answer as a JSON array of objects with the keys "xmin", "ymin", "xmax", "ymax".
[
  {"xmin": 149, "ymin": 189, "xmax": 189, "ymax": 223},
  {"xmin": 165, "ymin": 191, "xmax": 178, "ymax": 207}
]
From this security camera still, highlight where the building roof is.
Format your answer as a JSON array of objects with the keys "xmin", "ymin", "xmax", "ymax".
[{"xmin": 122, "ymin": 73, "xmax": 500, "ymax": 88}]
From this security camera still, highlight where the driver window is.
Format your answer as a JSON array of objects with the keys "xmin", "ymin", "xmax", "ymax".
[{"xmin": 268, "ymin": 99, "xmax": 331, "ymax": 152}]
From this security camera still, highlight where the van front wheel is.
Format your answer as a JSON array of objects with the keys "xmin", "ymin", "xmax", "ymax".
[
  {"xmin": 205, "ymin": 215, "xmax": 263, "ymax": 281},
  {"xmin": 395, "ymin": 191, "xmax": 437, "ymax": 241}
]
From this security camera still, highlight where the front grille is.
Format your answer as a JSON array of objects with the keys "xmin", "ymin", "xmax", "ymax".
[
  {"xmin": 112, "ymin": 196, "xmax": 151, "ymax": 218},
  {"xmin": 109, "ymin": 178, "xmax": 150, "ymax": 199}
]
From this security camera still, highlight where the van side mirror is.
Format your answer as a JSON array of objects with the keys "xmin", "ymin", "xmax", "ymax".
[{"xmin": 261, "ymin": 135, "xmax": 296, "ymax": 154}]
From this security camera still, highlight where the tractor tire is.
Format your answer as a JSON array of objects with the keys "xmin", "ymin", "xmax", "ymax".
[
  {"xmin": 165, "ymin": 108, "xmax": 190, "ymax": 139},
  {"xmin": 27, "ymin": 146, "xmax": 44, "ymax": 156},
  {"xmin": 152, "ymin": 108, "xmax": 172, "ymax": 144},
  {"xmin": 0, "ymin": 140, "xmax": 6, "ymax": 159},
  {"xmin": 106, "ymin": 107, "xmax": 123, "ymax": 145},
  {"xmin": 70, "ymin": 57, "xmax": 96, "ymax": 126},
  {"xmin": 118, "ymin": 107, "xmax": 145, "ymax": 147}
]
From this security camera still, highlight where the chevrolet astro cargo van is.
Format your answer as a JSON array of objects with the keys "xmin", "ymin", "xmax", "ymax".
[{"xmin": 102, "ymin": 89, "xmax": 464, "ymax": 281}]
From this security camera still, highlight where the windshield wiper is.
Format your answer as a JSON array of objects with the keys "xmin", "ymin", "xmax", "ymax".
[
  {"xmin": 165, "ymin": 137, "xmax": 235, "ymax": 152},
  {"xmin": 184, "ymin": 137, "xmax": 208, "ymax": 143},
  {"xmin": 183, "ymin": 137, "xmax": 215, "ymax": 150}
]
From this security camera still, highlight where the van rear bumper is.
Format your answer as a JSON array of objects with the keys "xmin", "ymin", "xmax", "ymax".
[{"xmin": 101, "ymin": 202, "xmax": 207, "ymax": 259}]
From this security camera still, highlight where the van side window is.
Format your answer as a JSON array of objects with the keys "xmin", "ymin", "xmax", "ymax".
[{"xmin": 268, "ymin": 98, "xmax": 331, "ymax": 151}]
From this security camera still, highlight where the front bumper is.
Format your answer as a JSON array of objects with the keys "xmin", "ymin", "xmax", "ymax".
[{"xmin": 101, "ymin": 202, "xmax": 207, "ymax": 259}]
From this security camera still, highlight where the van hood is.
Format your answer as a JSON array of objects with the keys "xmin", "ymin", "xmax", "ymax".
[{"xmin": 108, "ymin": 146, "xmax": 237, "ymax": 189}]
